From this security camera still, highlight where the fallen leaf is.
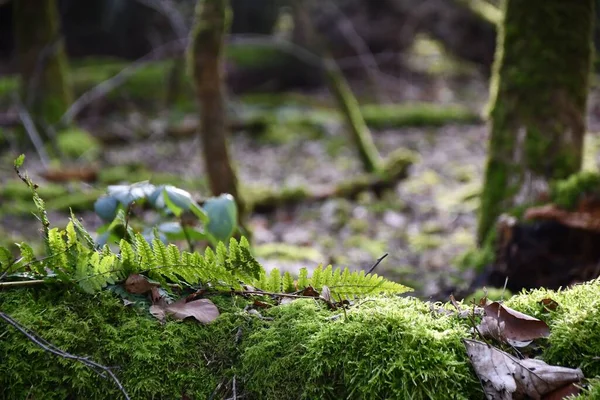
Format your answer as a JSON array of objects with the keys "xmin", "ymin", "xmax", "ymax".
[
  {"xmin": 320, "ymin": 285, "xmax": 332, "ymax": 303},
  {"xmin": 125, "ymin": 274, "xmax": 159, "ymax": 294},
  {"xmin": 149, "ymin": 298, "xmax": 220, "ymax": 324},
  {"xmin": 464, "ymin": 339, "xmax": 584, "ymax": 399},
  {"xmin": 478, "ymin": 302, "xmax": 550, "ymax": 343},
  {"xmin": 540, "ymin": 298, "xmax": 560, "ymax": 312},
  {"xmin": 302, "ymin": 286, "xmax": 319, "ymax": 297}
]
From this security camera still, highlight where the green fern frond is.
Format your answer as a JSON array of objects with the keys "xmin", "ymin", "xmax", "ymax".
[
  {"xmin": 297, "ymin": 268, "xmax": 309, "ymax": 288},
  {"xmin": 283, "ymin": 271, "xmax": 295, "ymax": 293},
  {"xmin": 268, "ymin": 268, "xmax": 282, "ymax": 292}
]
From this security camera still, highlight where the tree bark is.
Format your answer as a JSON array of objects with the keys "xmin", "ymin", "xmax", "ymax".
[
  {"xmin": 14, "ymin": 0, "xmax": 72, "ymax": 127},
  {"xmin": 189, "ymin": 0, "xmax": 245, "ymax": 216},
  {"xmin": 477, "ymin": 0, "xmax": 594, "ymax": 243}
]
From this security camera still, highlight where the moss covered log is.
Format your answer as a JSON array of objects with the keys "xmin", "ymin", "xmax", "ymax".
[
  {"xmin": 13, "ymin": 0, "xmax": 72, "ymax": 127},
  {"xmin": 478, "ymin": 0, "xmax": 595, "ymax": 242},
  {"xmin": 3, "ymin": 280, "xmax": 600, "ymax": 398}
]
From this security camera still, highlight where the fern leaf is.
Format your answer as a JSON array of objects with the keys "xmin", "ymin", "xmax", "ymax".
[
  {"xmin": 310, "ymin": 265, "xmax": 323, "ymax": 289},
  {"xmin": 135, "ymin": 234, "xmax": 156, "ymax": 271},
  {"xmin": 65, "ymin": 221, "xmax": 77, "ymax": 247},
  {"xmin": 70, "ymin": 211, "xmax": 95, "ymax": 249},
  {"xmin": 297, "ymin": 267, "xmax": 309, "ymax": 288},
  {"xmin": 48, "ymin": 228, "xmax": 70, "ymax": 280},
  {"xmin": 321, "ymin": 265, "xmax": 334, "ymax": 286},
  {"xmin": 119, "ymin": 239, "xmax": 136, "ymax": 275},
  {"xmin": 283, "ymin": 271, "xmax": 295, "ymax": 293},
  {"xmin": 268, "ymin": 268, "xmax": 281, "ymax": 292}
]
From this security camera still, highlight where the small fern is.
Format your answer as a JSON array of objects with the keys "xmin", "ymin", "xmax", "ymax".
[{"xmin": 253, "ymin": 265, "xmax": 411, "ymax": 299}]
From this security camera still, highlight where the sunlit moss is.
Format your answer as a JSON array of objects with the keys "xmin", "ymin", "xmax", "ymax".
[{"xmin": 361, "ymin": 103, "xmax": 480, "ymax": 129}]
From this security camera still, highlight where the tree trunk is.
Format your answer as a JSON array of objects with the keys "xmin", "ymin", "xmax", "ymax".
[
  {"xmin": 477, "ymin": 0, "xmax": 594, "ymax": 243},
  {"xmin": 189, "ymin": 0, "xmax": 245, "ymax": 217},
  {"xmin": 14, "ymin": 0, "xmax": 72, "ymax": 127}
]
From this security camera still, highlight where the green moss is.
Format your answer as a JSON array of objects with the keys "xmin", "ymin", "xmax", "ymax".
[
  {"xmin": 0, "ymin": 179, "xmax": 68, "ymax": 200},
  {"xmin": 0, "ymin": 188, "xmax": 103, "ymax": 216},
  {"xmin": 361, "ymin": 103, "xmax": 480, "ymax": 129},
  {"xmin": 5, "ymin": 280, "xmax": 600, "ymax": 398},
  {"xmin": 253, "ymin": 243, "xmax": 323, "ymax": 263},
  {"xmin": 0, "ymin": 287, "xmax": 244, "ymax": 399},
  {"xmin": 551, "ymin": 171, "xmax": 600, "ymax": 210},
  {"xmin": 55, "ymin": 128, "xmax": 101, "ymax": 161},
  {"xmin": 242, "ymin": 298, "xmax": 481, "ymax": 400},
  {"xmin": 505, "ymin": 280, "xmax": 600, "ymax": 378}
]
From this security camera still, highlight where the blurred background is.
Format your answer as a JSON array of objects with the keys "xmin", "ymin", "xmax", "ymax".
[{"xmin": 1, "ymin": 0, "xmax": 599, "ymax": 299}]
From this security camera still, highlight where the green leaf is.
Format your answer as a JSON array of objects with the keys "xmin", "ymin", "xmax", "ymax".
[
  {"xmin": 107, "ymin": 182, "xmax": 155, "ymax": 206},
  {"xmin": 14, "ymin": 154, "xmax": 25, "ymax": 169},
  {"xmin": 0, "ymin": 246, "xmax": 13, "ymax": 268},
  {"xmin": 163, "ymin": 186, "xmax": 195, "ymax": 216},
  {"xmin": 94, "ymin": 196, "xmax": 119, "ymax": 221},
  {"xmin": 203, "ymin": 194, "xmax": 238, "ymax": 242}
]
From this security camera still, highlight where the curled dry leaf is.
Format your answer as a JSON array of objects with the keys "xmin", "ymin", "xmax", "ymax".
[
  {"xmin": 477, "ymin": 302, "xmax": 550, "ymax": 345},
  {"xmin": 149, "ymin": 298, "xmax": 220, "ymax": 324},
  {"xmin": 125, "ymin": 274, "xmax": 159, "ymax": 294},
  {"xmin": 464, "ymin": 339, "xmax": 583, "ymax": 400}
]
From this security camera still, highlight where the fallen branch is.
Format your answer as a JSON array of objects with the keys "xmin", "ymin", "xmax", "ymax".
[{"xmin": 0, "ymin": 311, "xmax": 131, "ymax": 400}]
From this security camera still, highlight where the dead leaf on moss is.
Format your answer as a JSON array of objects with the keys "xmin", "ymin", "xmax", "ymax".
[
  {"xmin": 477, "ymin": 302, "xmax": 549, "ymax": 345},
  {"xmin": 301, "ymin": 286, "xmax": 319, "ymax": 297},
  {"xmin": 124, "ymin": 274, "xmax": 159, "ymax": 294},
  {"xmin": 540, "ymin": 298, "xmax": 559, "ymax": 312},
  {"xmin": 464, "ymin": 339, "xmax": 583, "ymax": 399},
  {"xmin": 149, "ymin": 298, "xmax": 219, "ymax": 324}
]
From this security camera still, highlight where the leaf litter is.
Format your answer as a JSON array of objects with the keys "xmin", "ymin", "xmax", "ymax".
[{"xmin": 464, "ymin": 339, "xmax": 583, "ymax": 400}]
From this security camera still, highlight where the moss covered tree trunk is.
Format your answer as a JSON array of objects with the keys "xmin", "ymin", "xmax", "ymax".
[
  {"xmin": 189, "ymin": 0, "xmax": 245, "ymax": 216},
  {"xmin": 14, "ymin": 0, "xmax": 72, "ymax": 127},
  {"xmin": 477, "ymin": 0, "xmax": 594, "ymax": 243}
]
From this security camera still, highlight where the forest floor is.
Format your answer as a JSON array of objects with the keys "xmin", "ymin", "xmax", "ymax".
[{"xmin": 2, "ymin": 37, "xmax": 599, "ymax": 299}]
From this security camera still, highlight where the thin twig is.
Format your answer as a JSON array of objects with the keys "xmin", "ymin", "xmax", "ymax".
[
  {"xmin": 232, "ymin": 375, "xmax": 237, "ymax": 400},
  {"xmin": 14, "ymin": 97, "xmax": 50, "ymax": 168},
  {"xmin": 58, "ymin": 38, "xmax": 188, "ymax": 126},
  {"xmin": 0, "ymin": 312, "xmax": 131, "ymax": 399},
  {"xmin": 367, "ymin": 253, "xmax": 388, "ymax": 274}
]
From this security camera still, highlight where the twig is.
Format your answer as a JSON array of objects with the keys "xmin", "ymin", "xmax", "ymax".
[
  {"xmin": 232, "ymin": 375, "xmax": 237, "ymax": 400},
  {"xmin": 14, "ymin": 97, "xmax": 50, "ymax": 168},
  {"xmin": 58, "ymin": 38, "xmax": 188, "ymax": 126},
  {"xmin": 367, "ymin": 253, "xmax": 388, "ymax": 274},
  {"xmin": 0, "ymin": 311, "xmax": 130, "ymax": 399},
  {"xmin": 323, "ymin": 0, "xmax": 389, "ymax": 103}
]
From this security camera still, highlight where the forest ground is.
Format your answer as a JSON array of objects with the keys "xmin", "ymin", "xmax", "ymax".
[{"xmin": 1, "ymin": 37, "xmax": 599, "ymax": 299}]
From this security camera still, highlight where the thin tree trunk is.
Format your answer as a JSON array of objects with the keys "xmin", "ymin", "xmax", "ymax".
[
  {"xmin": 477, "ymin": 0, "xmax": 594, "ymax": 243},
  {"xmin": 14, "ymin": 0, "xmax": 72, "ymax": 128},
  {"xmin": 189, "ymin": 0, "xmax": 245, "ymax": 216}
]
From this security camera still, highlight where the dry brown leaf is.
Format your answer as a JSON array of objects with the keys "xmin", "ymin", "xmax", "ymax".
[
  {"xmin": 302, "ymin": 286, "xmax": 319, "ymax": 297},
  {"xmin": 464, "ymin": 339, "xmax": 584, "ymax": 400},
  {"xmin": 540, "ymin": 298, "xmax": 560, "ymax": 312},
  {"xmin": 149, "ymin": 298, "xmax": 220, "ymax": 324},
  {"xmin": 124, "ymin": 274, "xmax": 159, "ymax": 294},
  {"xmin": 478, "ymin": 302, "xmax": 550, "ymax": 344}
]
